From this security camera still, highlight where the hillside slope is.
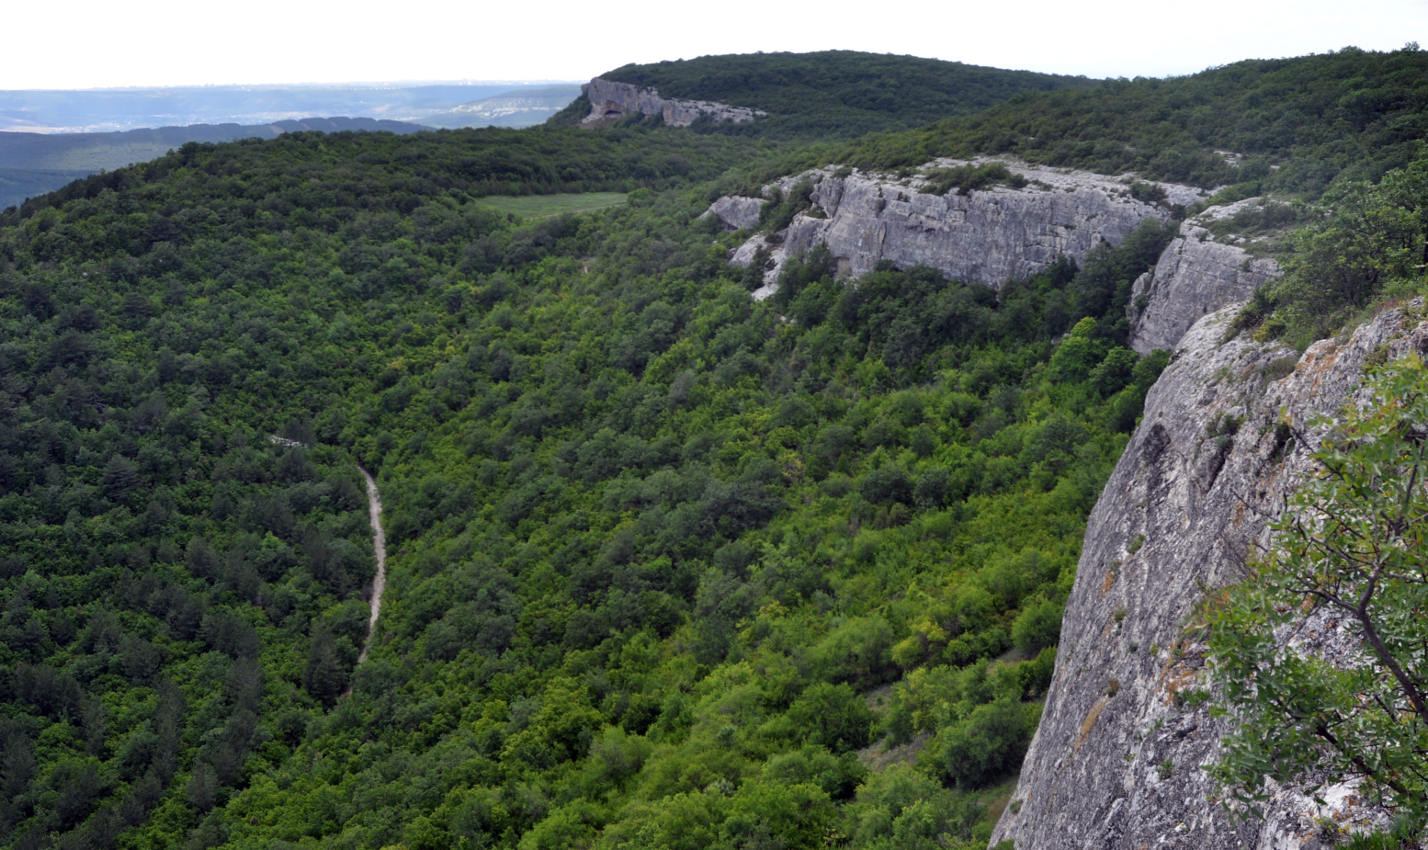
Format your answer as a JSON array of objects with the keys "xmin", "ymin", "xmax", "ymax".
[
  {"xmin": 0, "ymin": 115, "xmax": 1160, "ymax": 849},
  {"xmin": 841, "ymin": 46, "xmax": 1428, "ymax": 192}
]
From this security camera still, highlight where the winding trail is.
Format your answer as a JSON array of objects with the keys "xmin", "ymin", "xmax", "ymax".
[{"xmin": 356, "ymin": 467, "xmax": 387, "ymax": 665}]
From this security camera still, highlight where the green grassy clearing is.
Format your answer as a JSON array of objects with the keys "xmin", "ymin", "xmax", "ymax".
[{"xmin": 477, "ymin": 191, "xmax": 628, "ymax": 219}]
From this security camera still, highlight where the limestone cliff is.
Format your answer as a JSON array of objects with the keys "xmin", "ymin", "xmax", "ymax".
[
  {"xmin": 581, "ymin": 78, "xmax": 766, "ymax": 127},
  {"xmin": 720, "ymin": 156, "xmax": 1416, "ymax": 847},
  {"xmin": 717, "ymin": 164, "xmax": 1282, "ymax": 354},
  {"xmin": 723, "ymin": 160, "xmax": 1209, "ymax": 299},
  {"xmin": 991, "ymin": 302, "xmax": 1428, "ymax": 849},
  {"xmin": 1128, "ymin": 201, "xmax": 1282, "ymax": 354}
]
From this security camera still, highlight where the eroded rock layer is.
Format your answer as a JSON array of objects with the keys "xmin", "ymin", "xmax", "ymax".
[{"xmin": 1128, "ymin": 208, "xmax": 1281, "ymax": 354}]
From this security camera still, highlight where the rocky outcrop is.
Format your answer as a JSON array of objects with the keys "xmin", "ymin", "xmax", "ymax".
[
  {"xmin": 1128, "ymin": 203, "xmax": 1282, "ymax": 354},
  {"xmin": 725, "ymin": 160, "xmax": 1210, "ymax": 298},
  {"xmin": 704, "ymin": 195, "xmax": 766, "ymax": 231},
  {"xmin": 992, "ymin": 302, "xmax": 1428, "ymax": 849},
  {"xmin": 581, "ymin": 78, "xmax": 766, "ymax": 127}
]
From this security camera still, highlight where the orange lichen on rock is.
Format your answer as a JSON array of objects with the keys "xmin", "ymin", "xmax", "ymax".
[{"xmin": 1075, "ymin": 695, "xmax": 1111, "ymax": 751}]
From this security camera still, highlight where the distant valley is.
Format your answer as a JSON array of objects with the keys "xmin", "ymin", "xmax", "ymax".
[
  {"xmin": 0, "ymin": 81, "xmax": 581, "ymax": 209},
  {"xmin": 0, "ymin": 82, "xmax": 583, "ymax": 133}
]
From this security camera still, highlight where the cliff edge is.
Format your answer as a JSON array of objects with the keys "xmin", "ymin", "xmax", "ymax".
[
  {"xmin": 1127, "ymin": 201, "xmax": 1282, "ymax": 354},
  {"xmin": 992, "ymin": 302, "xmax": 1428, "ymax": 849},
  {"xmin": 719, "ymin": 160, "xmax": 1208, "ymax": 299}
]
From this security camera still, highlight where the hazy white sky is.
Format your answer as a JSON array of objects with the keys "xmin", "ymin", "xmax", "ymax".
[{"xmin": 6, "ymin": 0, "xmax": 1426, "ymax": 89}]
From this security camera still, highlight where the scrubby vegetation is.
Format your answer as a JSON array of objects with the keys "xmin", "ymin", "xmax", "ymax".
[
  {"xmin": 1229, "ymin": 149, "xmax": 1428, "ymax": 347},
  {"xmin": 920, "ymin": 162, "xmax": 1028, "ymax": 196},
  {"xmin": 0, "ymin": 113, "xmax": 1165, "ymax": 850}
]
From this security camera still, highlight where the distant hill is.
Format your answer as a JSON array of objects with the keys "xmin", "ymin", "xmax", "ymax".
[
  {"xmin": 0, "ymin": 167, "xmax": 92, "ymax": 211},
  {"xmin": 568, "ymin": 50, "xmax": 1102, "ymax": 137},
  {"xmin": 421, "ymin": 85, "xmax": 582, "ymax": 129},
  {"xmin": 0, "ymin": 81, "xmax": 585, "ymax": 209},
  {"xmin": 0, "ymin": 118, "xmax": 431, "ymax": 210}
]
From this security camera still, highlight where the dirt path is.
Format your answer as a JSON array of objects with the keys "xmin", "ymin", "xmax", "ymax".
[{"xmin": 356, "ymin": 467, "xmax": 386, "ymax": 665}]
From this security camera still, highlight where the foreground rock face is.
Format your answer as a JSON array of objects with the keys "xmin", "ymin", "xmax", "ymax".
[
  {"xmin": 725, "ymin": 160, "xmax": 1209, "ymax": 297},
  {"xmin": 992, "ymin": 302, "xmax": 1428, "ymax": 849},
  {"xmin": 1128, "ymin": 205, "xmax": 1282, "ymax": 354},
  {"xmin": 581, "ymin": 78, "xmax": 766, "ymax": 127}
]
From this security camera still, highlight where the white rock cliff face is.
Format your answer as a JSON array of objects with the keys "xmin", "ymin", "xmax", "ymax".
[
  {"xmin": 705, "ymin": 195, "xmax": 766, "ymax": 232},
  {"xmin": 992, "ymin": 303, "xmax": 1428, "ymax": 849},
  {"xmin": 1128, "ymin": 212, "xmax": 1281, "ymax": 354},
  {"xmin": 718, "ymin": 163, "xmax": 1279, "ymax": 355},
  {"xmin": 581, "ymin": 78, "xmax": 766, "ymax": 127},
  {"xmin": 726, "ymin": 160, "xmax": 1208, "ymax": 297}
]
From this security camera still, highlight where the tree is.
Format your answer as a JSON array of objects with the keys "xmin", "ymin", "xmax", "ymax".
[
  {"xmin": 786, "ymin": 682, "xmax": 873, "ymax": 752},
  {"xmin": 1204, "ymin": 355, "xmax": 1428, "ymax": 830},
  {"xmin": 1266, "ymin": 153, "xmax": 1428, "ymax": 345},
  {"xmin": 936, "ymin": 697, "xmax": 1039, "ymax": 788},
  {"xmin": 303, "ymin": 626, "xmax": 347, "ymax": 706}
]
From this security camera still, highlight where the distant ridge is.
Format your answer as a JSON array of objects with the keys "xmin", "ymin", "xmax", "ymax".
[
  {"xmin": 0, "ymin": 82, "xmax": 562, "ymax": 133},
  {"xmin": 582, "ymin": 50, "xmax": 1101, "ymax": 137}
]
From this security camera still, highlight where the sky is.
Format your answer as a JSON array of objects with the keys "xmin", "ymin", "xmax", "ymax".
[{"xmin": 5, "ymin": 0, "xmax": 1426, "ymax": 90}]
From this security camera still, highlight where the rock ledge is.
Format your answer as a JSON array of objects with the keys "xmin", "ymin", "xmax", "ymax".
[{"xmin": 581, "ymin": 78, "xmax": 766, "ymax": 127}]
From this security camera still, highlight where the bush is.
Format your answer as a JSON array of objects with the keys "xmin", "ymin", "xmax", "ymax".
[
  {"xmin": 935, "ymin": 697, "xmax": 1038, "ymax": 788},
  {"xmin": 1205, "ymin": 356, "xmax": 1428, "ymax": 821},
  {"xmin": 1011, "ymin": 596, "xmax": 1063, "ymax": 655},
  {"xmin": 922, "ymin": 161, "xmax": 1026, "ymax": 195},
  {"xmin": 786, "ymin": 682, "xmax": 874, "ymax": 752},
  {"xmin": 860, "ymin": 465, "xmax": 914, "ymax": 506}
]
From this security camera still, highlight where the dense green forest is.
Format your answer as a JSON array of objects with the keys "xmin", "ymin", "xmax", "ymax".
[
  {"xmin": 0, "ymin": 46, "xmax": 1425, "ymax": 850},
  {"xmin": 843, "ymin": 46, "xmax": 1428, "ymax": 194}
]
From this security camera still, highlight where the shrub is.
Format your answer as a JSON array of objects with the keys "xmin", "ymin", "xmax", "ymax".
[
  {"xmin": 935, "ymin": 697, "xmax": 1038, "ymax": 788},
  {"xmin": 1011, "ymin": 596, "xmax": 1063, "ymax": 655}
]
